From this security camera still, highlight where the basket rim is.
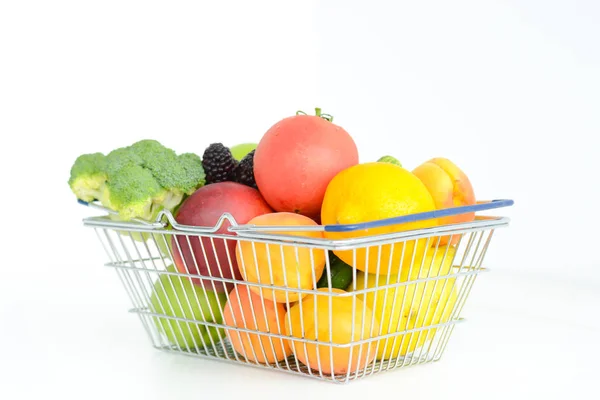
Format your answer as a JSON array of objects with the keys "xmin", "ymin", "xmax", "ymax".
[{"xmin": 79, "ymin": 198, "xmax": 512, "ymax": 248}]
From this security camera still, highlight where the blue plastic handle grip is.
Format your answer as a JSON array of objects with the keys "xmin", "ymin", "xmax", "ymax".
[{"xmin": 323, "ymin": 199, "xmax": 514, "ymax": 233}]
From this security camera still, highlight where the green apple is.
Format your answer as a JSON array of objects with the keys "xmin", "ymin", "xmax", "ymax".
[
  {"xmin": 149, "ymin": 265, "xmax": 228, "ymax": 351},
  {"xmin": 230, "ymin": 142, "xmax": 257, "ymax": 161},
  {"xmin": 377, "ymin": 155, "xmax": 402, "ymax": 167},
  {"xmin": 145, "ymin": 225, "xmax": 175, "ymax": 260},
  {"xmin": 113, "ymin": 230, "xmax": 173, "ymax": 260},
  {"xmin": 152, "ymin": 230, "xmax": 173, "ymax": 259}
]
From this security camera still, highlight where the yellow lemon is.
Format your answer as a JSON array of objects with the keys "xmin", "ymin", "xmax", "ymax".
[
  {"xmin": 350, "ymin": 246, "xmax": 459, "ymax": 360},
  {"xmin": 321, "ymin": 162, "xmax": 438, "ymax": 275}
]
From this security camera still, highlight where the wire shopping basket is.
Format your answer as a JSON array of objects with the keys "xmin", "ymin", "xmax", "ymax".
[{"xmin": 80, "ymin": 198, "xmax": 513, "ymax": 384}]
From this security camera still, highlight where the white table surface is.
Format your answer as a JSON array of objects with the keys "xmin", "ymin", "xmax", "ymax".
[{"xmin": 2, "ymin": 258, "xmax": 598, "ymax": 400}]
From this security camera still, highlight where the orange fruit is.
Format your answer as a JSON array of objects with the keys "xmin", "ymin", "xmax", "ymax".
[
  {"xmin": 321, "ymin": 162, "xmax": 437, "ymax": 275},
  {"xmin": 223, "ymin": 284, "xmax": 292, "ymax": 364},
  {"xmin": 285, "ymin": 288, "xmax": 380, "ymax": 375},
  {"xmin": 235, "ymin": 212, "xmax": 326, "ymax": 303}
]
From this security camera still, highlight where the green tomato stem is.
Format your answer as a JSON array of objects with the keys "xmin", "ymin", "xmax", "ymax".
[{"xmin": 295, "ymin": 107, "xmax": 334, "ymax": 122}]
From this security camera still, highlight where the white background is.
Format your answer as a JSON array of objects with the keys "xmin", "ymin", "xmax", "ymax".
[{"xmin": 1, "ymin": 0, "xmax": 599, "ymax": 399}]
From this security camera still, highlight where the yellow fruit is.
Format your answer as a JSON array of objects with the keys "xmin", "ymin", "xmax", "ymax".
[
  {"xmin": 285, "ymin": 288, "xmax": 380, "ymax": 375},
  {"xmin": 351, "ymin": 246, "xmax": 459, "ymax": 360},
  {"xmin": 321, "ymin": 162, "xmax": 438, "ymax": 275}
]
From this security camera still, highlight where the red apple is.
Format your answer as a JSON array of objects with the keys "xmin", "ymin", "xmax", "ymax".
[{"xmin": 171, "ymin": 182, "xmax": 273, "ymax": 292}]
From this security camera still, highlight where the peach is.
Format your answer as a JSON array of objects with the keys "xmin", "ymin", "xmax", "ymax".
[
  {"xmin": 412, "ymin": 158, "xmax": 476, "ymax": 245},
  {"xmin": 223, "ymin": 285, "xmax": 292, "ymax": 364},
  {"xmin": 235, "ymin": 212, "xmax": 326, "ymax": 303}
]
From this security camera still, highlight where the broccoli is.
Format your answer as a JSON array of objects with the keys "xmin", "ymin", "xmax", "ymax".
[
  {"xmin": 68, "ymin": 153, "xmax": 107, "ymax": 202},
  {"xmin": 128, "ymin": 140, "xmax": 204, "ymax": 208},
  {"xmin": 68, "ymin": 140, "xmax": 206, "ymax": 221},
  {"xmin": 177, "ymin": 152, "xmax": 206, "ymax": 194},
  {"xmin": 104, "ymin": 163, "xmax": 164, "ymax": 221}
]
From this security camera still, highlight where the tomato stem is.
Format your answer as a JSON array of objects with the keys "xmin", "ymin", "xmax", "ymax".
[{"xmin": 295, "ymin": 107, "xmax": 334, "ymax": 122}]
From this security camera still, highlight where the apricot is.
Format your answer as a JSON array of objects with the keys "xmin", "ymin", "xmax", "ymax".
[
  {"xmin": 412, "ymin": 158, "xmax": 476, "ymax": 245},
  {"xmin": 235, "ymin": 212, "xmax": 326, "ymax": 303},
  {"xmin": 223, "ymin": 284, "xmax": 291, "ymax": 364},
  {"xmin": 285, "ymin": 288, "xmax": 380, "ymax": 375}
]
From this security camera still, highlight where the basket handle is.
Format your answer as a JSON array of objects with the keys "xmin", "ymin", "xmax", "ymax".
[
  {"xmin": 78, "ymin": 198, "xmax": 513, "ymax": 234},
  {"xmin": 322, "ymin": 199, "xmax": 514, "ymax": 233}
]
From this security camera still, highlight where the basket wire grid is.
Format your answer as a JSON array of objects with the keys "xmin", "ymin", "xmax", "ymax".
[{"xmin": 82, "ymin": 199, "xmax": 512, "ymax": 384}]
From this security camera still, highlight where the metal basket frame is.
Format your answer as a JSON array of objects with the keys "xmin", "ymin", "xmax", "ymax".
[{"xmin": 80, "ymin": 199, "xmax": 513, "ymax": 384}]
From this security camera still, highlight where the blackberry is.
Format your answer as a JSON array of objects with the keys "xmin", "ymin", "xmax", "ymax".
[
  {"xmin": 232, "ymin": 149, "xmax": 257, "ymax": 189},
  {"xmin": 201, "ymin": 143, "xmax": 238, "ymax": 184}
]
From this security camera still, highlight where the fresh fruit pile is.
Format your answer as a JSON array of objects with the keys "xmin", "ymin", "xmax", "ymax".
[{"xmin": 68, "ymin": 107, "xmax": 478, "ymax": 374}]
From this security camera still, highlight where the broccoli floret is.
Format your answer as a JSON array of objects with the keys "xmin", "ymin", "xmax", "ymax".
[
  {"xmin": 126, "ymin": 140, "xmax": 183, "ymax": 212},
  {"xmin": 177, "ymin": 152, "xmax": 206, "ymax": 194},
  {"xmin": 130, "ymin": 140, "xmax": 205, "ymax": 197},
  {"xmin": 68, "ymin": 153, "xmax": 107, "ymax": 202},
  {"xmin": 105, "ymin": 147, "xmax": 144, "ymax": 174},
  {"xmin": 69, "ymin": 139, "xmax": 206, "ymax": 221},
  {"xmin": 129, "ymin": 140, "xmax": 180, "ymax": 187},
  {"xmin": 104, "ymin": 162, "xmax": 164, "ymax": 221}
]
